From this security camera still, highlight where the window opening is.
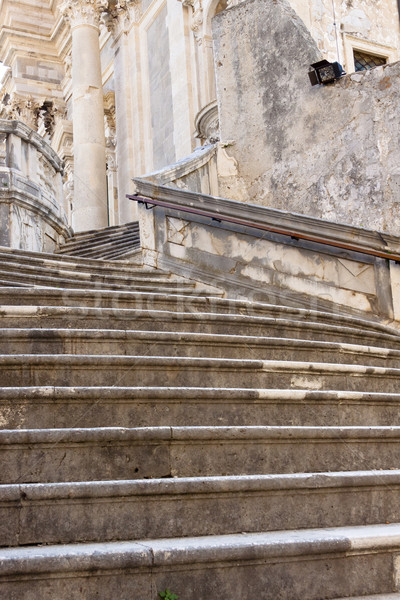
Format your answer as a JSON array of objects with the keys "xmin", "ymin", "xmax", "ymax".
[{"xmin": 353, "ymin": 50, "xmax": 386, "ymax": 71}]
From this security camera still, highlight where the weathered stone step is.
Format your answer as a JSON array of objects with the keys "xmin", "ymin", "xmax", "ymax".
[
  {"xmin": 1, "ymin": 470, "xmax": 400, "ymax": 547},
  {"xmin": 66, "ymin": 221, "xmax": 139, "ymax": 238},
  {"xmin": 0, "ymin": 251, "xmax": 157, "ymax": 277},
  {"xmin": 57, "ymin": 227, "xmax": 139, "ymax": 250},
  {"xmin": 0, "ymin": 244, "xmax": 138, "ymax": 268},
  {"xmin": 0, "ymin": 263, "xmax": 190, "ymax": 288},
  {"xmin": 97, "ymin": 247, "xmax": 142, "ymax": 260},
  {"xmin": 0, "ymin": 355, "xmax": 399, "ymax": 391},
  {"xmin": 2, "ymin": 329, "xmax": 400, "ymax": 367},
  {"xmin": 1, "ymin": 523, "xmax": 400, "ymax": 599},
  {"xmin": 0, "ymin": 288, "xmax": 394, "ymax": 333},
  {"xmin": 57, "ymin": 221, "xmax": 139, "ymax": 247},
  {"xmin": 1, "ymin": 306, "xmax": 399, "ymax": 348},
  {"xmin": 58, "ymin": 226, "xmax": 139, "ymax": 248},
  {"xmin": 2, "ymin": 387, "xmax": 400, "ymax": 429},
  {"xmin": 56, "ymin": 232, "xmax": 140, "ymax": 257},
  {"xmin": 2, "ymin": 426, "xmax": 400, "ymax": 483},
  {"xmin": 0, "ymin": 266, "xmax": 197, "ymax": 292}
]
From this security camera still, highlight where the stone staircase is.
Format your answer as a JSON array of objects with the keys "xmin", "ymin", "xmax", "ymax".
[
  {"xmin": 55, "ymin": 220, "xmax": 141, "ymax": 261},
  {"xmin": 1, "ymin": 244, "xmax": 400, "ymax": 598}
]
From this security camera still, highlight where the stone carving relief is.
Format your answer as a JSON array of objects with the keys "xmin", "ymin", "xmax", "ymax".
[
  {"xmin": 179, "ymin": 0, "xmax": 204, "ymax": 43},
  {"xmin": 104, "ymin": 91, "xmax": 117, "ymax": 172}
]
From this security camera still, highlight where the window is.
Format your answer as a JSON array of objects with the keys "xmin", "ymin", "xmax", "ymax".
[{"xmin": 353, "ymin": 50, "xmax": 387, "ymax": 72}]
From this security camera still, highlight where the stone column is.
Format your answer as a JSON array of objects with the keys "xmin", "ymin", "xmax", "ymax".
[{"xmin": 61, "ymin": 0, "xmax": 108, "ymax": 232}]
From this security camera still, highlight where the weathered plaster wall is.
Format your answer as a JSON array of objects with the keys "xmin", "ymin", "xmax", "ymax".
[
  {"xmin": 213, "ymin": 0, "xmax": 400, "ymax": 235},
  {"xmin": 288, "ymin": 0, "xmax": 400, "ymax": 68}
]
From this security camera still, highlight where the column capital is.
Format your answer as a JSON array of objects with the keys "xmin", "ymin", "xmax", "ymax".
[
  {"xmin": 100, "ymin": 0, "xmax": 141, "ymax": 36},
  {"xmin": 1, "ymin": 93, "xmax": 42, "ymax": 131},
  {"xmin": 60, "ymin": 0, "xmax": 109, "ymax": 29}
]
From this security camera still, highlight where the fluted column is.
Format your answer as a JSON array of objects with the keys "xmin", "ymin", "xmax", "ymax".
[{"xmin": 61, "ymin": 0, "xmax": 108, "ymax": 231}]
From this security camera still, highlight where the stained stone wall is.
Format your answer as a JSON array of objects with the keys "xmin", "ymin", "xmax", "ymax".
[{"xmin": 213, "ymin": 0, "xmax": 400, "ymax": 235}]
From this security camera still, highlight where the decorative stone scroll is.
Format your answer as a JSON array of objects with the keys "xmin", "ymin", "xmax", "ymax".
[{"xmin": 194, "ymin": 100, "xmax": 220, "ymax": 143}]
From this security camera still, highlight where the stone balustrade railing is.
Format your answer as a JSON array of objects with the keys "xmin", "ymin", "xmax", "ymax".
[
  {"xmin": 0, "ymin": 119, "xmax": 71, "ymax": 252},
  {"xmin": 130, "ymin": 178, "xmax": 400, "ymax": 325}
]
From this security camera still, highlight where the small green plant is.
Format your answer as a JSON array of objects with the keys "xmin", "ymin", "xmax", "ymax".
[{"xmin": 159, "ymin": 589, "xmax": 179, "ymax": 600}]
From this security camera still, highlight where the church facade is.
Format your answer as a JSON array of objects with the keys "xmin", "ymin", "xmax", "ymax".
[{"xmin": 0, "ymin": 0, "xmax": 399, "ymax": 237}]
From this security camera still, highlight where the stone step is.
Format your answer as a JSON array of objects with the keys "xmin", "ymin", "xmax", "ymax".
[
  {"xmin": 1, "ymin": 329, "xmax": 400, "ymax": 367},
  {"xmin": 56, "ymin": 232, "xmax": 140, "ymax": 257},
  {"xmin": 1, "ymin": 387, "xmax": 400, "ymax": 429},
  {"xmin": 0, "ymin": 271, "xmax": 198, "ymax": 292},
  {"xmin": 58, "ymin": 222, "xmax": 139, "ymax": 247},
  {"xmin": 2, "ymin": 426, "xmax": 400, "ymax": 483},
  {"xmin": 0, "ymin": 262, "xmax": 190, "ymax": 289},
  {"xmin": 88, "ymin": 248, "xmax": 141, "ymax": 261},
  {"xmin": 0, "ymin": 246, "xmax": 141, "ymax": 270},
  {"xmin": 0, "ymin": 287, "xmax": 393, "ymax": 333},
  {"xmin": 1, "ymin": 470, "xmax": 400, "ymax": 547},
  {"xmin": 0, "ymin": 524, "xmax": 400, "ymax": 599},
  {"xmin": 106, "ymin": 247, "xmax": 142, "ymax": 263},
  {"xmin": 0, "ymin": 251, "xmax": 157, "ymax": 277},
  {"xmin": 1, "ymin": 306, "xmax": 399, "ymax": 347},
  {"xmin": 0, "ymin": 354, "xmax": 399, "ymax": 391},
  {"xmin": 57, "ymin": 231, "xmax": 140, "ymax": 254},
  {"xmin": 57, "ymin": 225, "xmax": 139, "ymax": 247},
  {"xmin": 0, "ymin": 259, "xmax": 193, "ymax": 288},
  {"xmin": 68, "ymin": 221, "xmax": 139, "ymax": 238}
]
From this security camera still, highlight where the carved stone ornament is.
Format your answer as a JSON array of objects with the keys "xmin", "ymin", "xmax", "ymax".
[
  {"xmin": 100, "ymin": 0, "xmax": 141, "ymax": 34},
  {"xmin": 180, "ymin": 0, "xmax": 194, "ymax": 8},
  {"xmin": 60, "ymin": 0, "xmax": 109, "ymax": 28},
  {"xmin": 37, "ymin": 101, "xmax": 68, "ymax": 139},
  {"xmin": 194, "ymin": 99, "xmax": 220, "ymax": 144}
]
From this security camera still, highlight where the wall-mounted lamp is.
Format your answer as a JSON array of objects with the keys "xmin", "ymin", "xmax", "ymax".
[{"xmin": 308, "ymin": 60, "xmax": 346, "ymax": 86}]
